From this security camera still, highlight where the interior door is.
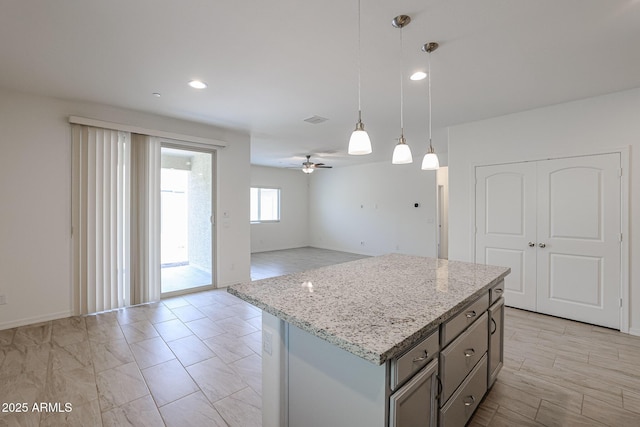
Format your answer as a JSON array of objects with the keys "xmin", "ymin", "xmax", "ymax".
[
  {"xmin": 475, "ymin": 153, "xmax": 622, "ymax": 329},
  {"xmin": 475, "ymin": 162, "xmax": 537, "ymax": 310},
  {"xmin": 535, "ymin": 154, "xmax": 621, "ymax": 328}
]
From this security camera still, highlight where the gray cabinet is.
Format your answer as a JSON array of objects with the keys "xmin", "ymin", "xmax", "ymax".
[
  {"xmin": 389, "ymin": 358, "xmax": 439, "ymax": 427},
  {"xmin": 440, "ymin": 313, "xmax": 488, "ymax": 403},
  {"xmin": 488, "ymin": 297, "xmax": 504, "ymax": 387},
  {"xmin": 437, "ymin": 285, "xmax": 503, "ymax": 426},
  {"xmin": 439, "ymin": 355, "xmax": 487, "ymax": 427}
]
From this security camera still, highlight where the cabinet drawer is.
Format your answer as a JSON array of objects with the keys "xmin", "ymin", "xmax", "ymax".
[
  {"xmin": 439, "ymin": 354, "xmax": 488, "ymax": 427},
  {"xmin": 441, "ymin": 293, "xmax": 489, "ymax": 346},
  {"xmin": 490, "ymin": 280, "xmax": 505, "ymax": 305},
  {"xmin": 390, "ymin": 329, "xmax": 439, "ymax": 390},
  {"xmin": 440, "ymin": 312, "xmax": 488, "ymax": 403}
]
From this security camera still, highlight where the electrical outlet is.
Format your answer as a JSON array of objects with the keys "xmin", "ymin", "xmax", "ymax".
[
  {"xmin": 263, "ymin": 330, "xmax": 273, "ymax": 355},
  {"xmin": 0, "ymin": 295, "xmax": 6, "ymax": 305}
]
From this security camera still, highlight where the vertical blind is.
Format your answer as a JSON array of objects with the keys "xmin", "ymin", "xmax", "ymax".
[{"xmin": 71, "ymin": 125, "xmax": 161, "ymax": 314}]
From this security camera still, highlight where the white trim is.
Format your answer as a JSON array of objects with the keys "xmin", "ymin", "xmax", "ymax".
[
  {"xmin": 619, "ymin": 146, "xmax": 630, "ymax": 333},
  {"xmin": 69, "ymin": 115, "xmax": 227, "ymax": 148},
  {"xmin": 629, "ymin": 327, "xmax": 640, "ymax": 337},
  {"xmin": 0, "ymin": 310, "xmax": 73, "ymax": 330}
]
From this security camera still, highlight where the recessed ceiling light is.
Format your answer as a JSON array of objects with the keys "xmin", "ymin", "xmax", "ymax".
[
  {"xmin": 410, "ymin": 71, "xmax": 427, "ymax": 81},
  {"xmin": 152, "ymin": 92, "xmax": 161, "ymax": 97},
  {"xmin": 188, "ymin": 80, "xmax": 208, "ymax": 89}
]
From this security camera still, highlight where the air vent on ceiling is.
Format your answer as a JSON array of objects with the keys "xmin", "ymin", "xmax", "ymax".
[{"xmin": 303, "ymin": 115, "xmax": 329, "ymax": 124}]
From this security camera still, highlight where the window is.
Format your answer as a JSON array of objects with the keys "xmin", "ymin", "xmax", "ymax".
[{"xmin": 251, "ymin": 187, "xmax": 280, "ymax": 222}]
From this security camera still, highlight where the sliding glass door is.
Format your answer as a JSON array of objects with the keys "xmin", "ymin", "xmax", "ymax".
[{"xmin": 160, "ymin": 146, "xmax": 215, "ymax": 295}]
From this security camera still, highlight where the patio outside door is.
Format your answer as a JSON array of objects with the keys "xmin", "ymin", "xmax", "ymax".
[{"xmin": 160, "ymin": 146, "xmax": 215, "ymax": 295}]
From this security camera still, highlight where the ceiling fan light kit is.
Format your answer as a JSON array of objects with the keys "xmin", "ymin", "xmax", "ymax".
[
  {"xmin": 348, "ymin": 0, "xmax": 372, "ymax": 156},
  {"xmin": 301, "ymin": 155, "xmax": 333, "ymax": 173}
]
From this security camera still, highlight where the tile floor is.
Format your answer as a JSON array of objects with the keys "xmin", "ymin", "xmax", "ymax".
[
  {"xmin": 1, "ymin": 248, "xmax": 639, "ymax": 426},
  {"xmin": 0, "ymin": 290, "xmax": 262, "ymax": 427},
  {"xmin": 250, "ymin": 246, "xmax": 368, "ymax": 280}
]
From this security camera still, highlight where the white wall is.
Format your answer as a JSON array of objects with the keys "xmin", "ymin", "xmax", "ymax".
[
  {"xmin": 0, "ymin": 87, "xmax": 250, "ymax": 329},
  {"xmin": 447, "ymin": 87, "xmax": 640, "ymax": 334},
  {"xmin": 250, "ymin": 166, "xmax": 309, "ymax": 252},
  {"xmin": 309, "ymin": 161, "xmax": 438, "ymax": 257}
]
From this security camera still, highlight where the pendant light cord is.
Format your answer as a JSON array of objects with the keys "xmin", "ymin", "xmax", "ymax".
[
  {"xmin": 399, "ymin": 26, "xmax": 404, "ymax": 137},
  {"xmin": 428, "ymin": 49, "xmax": 432, "ymax": 149},
  {"xmin": 357, "ymin": 0, "xmax": 362, "ymax": 119}
]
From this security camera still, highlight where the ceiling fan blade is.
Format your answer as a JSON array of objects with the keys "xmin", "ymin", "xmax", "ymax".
[{"xmin": 315, "ymin": 165, "xmax": 332, "ymax": 168}]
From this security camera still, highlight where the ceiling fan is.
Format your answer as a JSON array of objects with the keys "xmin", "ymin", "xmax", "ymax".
[{"xmin": 301, "ymin": 155, "xmax": 333, "ymax": 174}]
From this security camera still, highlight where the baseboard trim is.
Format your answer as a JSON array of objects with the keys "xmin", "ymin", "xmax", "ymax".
[
  {"xmin": 0, "ymin": 310, "xmax": 73, "ymax": 331},
  {"xmin": 628, "ymin": 327, "xmax": 640, "ymax": 337}
]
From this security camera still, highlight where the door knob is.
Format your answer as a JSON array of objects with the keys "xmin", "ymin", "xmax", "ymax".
[
  {"xmin": 538, "ymin": 243, "xmax": 546, "ymax": 248},
  {"xmin": 528, "ymin": 242, "xmax": 535, "ymax": 247}
]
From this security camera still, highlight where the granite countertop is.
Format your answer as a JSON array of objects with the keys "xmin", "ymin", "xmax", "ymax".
[{"xmin": 228, "ymin": 253, "xmax": 510, "ymax": 365}]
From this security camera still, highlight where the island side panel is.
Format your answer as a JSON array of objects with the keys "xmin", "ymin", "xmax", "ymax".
[
  {"xmin": 263, "ymin": 312, "xmax": 288, "ymax": 427},
  {"xmin": 288, "ymin": 323, "xmax": 387, "ymax": 427}
]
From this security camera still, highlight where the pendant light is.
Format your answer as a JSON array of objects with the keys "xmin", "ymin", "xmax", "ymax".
[
  {"xmin": 391, "ymin": 15, "xmax": 412, "ymax": 164},
  {"xmin": 348, "ymin": 0, "xmax": 372, "ymax": 155},
  {"xmin": 421, "ymin": 42, "xmax": 440, "ymax": 170}
]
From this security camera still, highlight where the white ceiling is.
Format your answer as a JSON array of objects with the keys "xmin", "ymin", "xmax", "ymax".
[{"xmin": 2, "ymin": 0, "xmax": 639, "ymax": 169}]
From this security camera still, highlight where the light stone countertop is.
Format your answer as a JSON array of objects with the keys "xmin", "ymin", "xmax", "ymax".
[{"xmin": 228, "ymin": 253, "xmax": 510, "ymax": 365}]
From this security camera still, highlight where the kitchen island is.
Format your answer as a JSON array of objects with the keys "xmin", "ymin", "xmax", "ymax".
[{"xmin": 229, "ymin": 253, "xmax": 510, "ymax": 427}]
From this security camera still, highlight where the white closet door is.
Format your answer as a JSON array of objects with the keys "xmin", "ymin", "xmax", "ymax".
[
  {"xmin": 475, "ymin": 163, "xmax": 537, "ymax": 311},
  {"xmin": 536, "ymin": 154, "xmax": 621, "ymax": 328}
]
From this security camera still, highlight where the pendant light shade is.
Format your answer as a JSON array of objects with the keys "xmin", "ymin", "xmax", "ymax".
[
  {"xmin": 391, "ymin": 15, "xmax": 412, "ymax": 165},
  {"xmin": 302, "ymin": 166, "xmax": 314, "ymax": 174},
  {"xmin": 348, "ymin": 114, "xmax": 372, "ymax": 155},
  {"xmin": 393, "ymin": 137, "xmax": 413, "ymax": 164},
  {"xmin": 348, "ymin": 0, "xmax": 372, "ymax": 155},
  {"xmin": 421, "ymin": 42, "xmax": 440, "ymax": 171},
  {"xmin": 421, "ymin": 148, "xmax": 440, "ymax": 170}
]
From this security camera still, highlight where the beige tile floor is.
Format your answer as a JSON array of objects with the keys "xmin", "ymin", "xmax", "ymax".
[
  {"xmin": 0, "ymin": 290, "xmax": 262, "ymax": 427},
  {"xmin": 1, "ymin": 248, "xmax": 639, "ymax": 426}
]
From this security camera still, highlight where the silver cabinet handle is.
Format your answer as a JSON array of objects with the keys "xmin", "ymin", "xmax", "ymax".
[
  {"xmin": 528, "ymin": 241, "xmax": 535, "ymax": 247},
  {"xmin": 463, "ymin": 395, "xmax": 476, "ymax": 407},
  {"xmin": 465, "ymin": 310, "xmax": 477, "ymax": 319},
  {"xmin": 538, "ymin": 243, "xmax": 546, "ymax": 248},
  {"xmin": 412, "ymin": 350, "xmax": 429, "ymax": 363},
  {"xmin": 494, "ymin": 288, "xmax": 503, "ymax": 294},
  {"xmin": 464, "ymin": 348, "xmax": 475, "ymax": 357}
]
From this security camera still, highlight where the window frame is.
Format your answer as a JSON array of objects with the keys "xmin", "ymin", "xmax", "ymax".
[{"xmin": 250, "ymin": 187, "xmax": 281, "ymax": 223}]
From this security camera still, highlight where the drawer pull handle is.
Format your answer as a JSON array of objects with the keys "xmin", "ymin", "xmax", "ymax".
[
  {"xmin": 412, "ymin": 350, "xmax": 429, "ymax": 363},
  {"xmin": 464, "ymin": 348, "xmax": 475, "ymax": 357},
  {"xmin": 463, "ymin": 395, "xmax": 476, "ymax": 407},
  {"xmin": 494, "ymin": 288, "xmax": 504, "ymax": 294},
  {"xmin": 465, "ymin": 310, "xmax": 477, "ymax": 319}
]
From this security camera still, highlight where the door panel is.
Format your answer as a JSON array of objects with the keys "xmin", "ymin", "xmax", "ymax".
[
  {"xmin": 548, "ymin": 254, "xmax": 602, "ymax": 306},
  {"xmin": 476, "ymin": 163, "xmax": 537, "ymax": 311},
  {"xmin": 536, "ymin": 154, "xmax": 620, "ymax": 328}
]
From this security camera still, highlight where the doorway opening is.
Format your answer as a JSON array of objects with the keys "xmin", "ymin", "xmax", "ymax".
[{"xmin": 160, "ymin": 146, "xmax": 214, "ymax": 295}]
